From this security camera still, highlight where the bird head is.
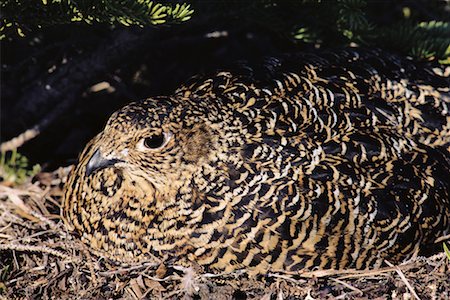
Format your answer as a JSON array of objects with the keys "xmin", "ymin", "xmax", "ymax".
[
  {"xmin": 85, "ymin": 97, "xmax": 221, "ymax": 198},
  {"xmin": 63, "ymin": 96, "xmax": 236, "ymax": 261}
]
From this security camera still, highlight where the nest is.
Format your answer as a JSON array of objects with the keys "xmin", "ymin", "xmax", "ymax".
[{"xmin": 0, "ymin": 168, "xmax": 449, "ymax": 299}]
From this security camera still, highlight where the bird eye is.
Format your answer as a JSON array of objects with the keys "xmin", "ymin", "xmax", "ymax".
[
  {"xmin": 144, "ymin": 134, "xmax": 165, "ymax": 149},
  {"xmin": 138, "ymin": 132, "xmax": 172, "ymax": 151}
]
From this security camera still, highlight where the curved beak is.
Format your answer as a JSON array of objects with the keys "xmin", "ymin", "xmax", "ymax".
[{"xmin": 85, "ymin": 149, "xmax": 123, "ymax": 176}]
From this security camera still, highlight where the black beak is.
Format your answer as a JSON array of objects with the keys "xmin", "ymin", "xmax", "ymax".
[{"xmin": 85, "ymin": 149, "xmax": 122, "ymax": 176}]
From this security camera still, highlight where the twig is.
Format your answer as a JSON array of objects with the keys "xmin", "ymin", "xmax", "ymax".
[
  {"xmin": 0, "ymin": 126, "xmax": 39, "ymax": 152},
  {"xmin": 0, "ymin": 219, "xmax": 12, "ymax": 233},
  {"xmin": 331, "ymin": 278, "xmax": 363, "ymax": 297},
  {"xmin": 0, "ymin": 243, "xmax": 72, "ymax": 260},
  {"xmin": 435, "ymin": 234, "xmax": 450, "ymax": 243},
  {"xmin": 12, "ymin": 229, "xmax": 55, "ymax": 243},
  {"xmin": 268, "ymin": 272, "xmax": 305, "ymax": 284},
  {"xmin": 142, "ymin": 273, "xmax": 182, "ymax": 282},
  {"xmin": 0, "ymin": 99, "xmax": 73, "ymax": 152},
  {"xmin": 0, "ymin": 233, "xmax": 13, "ymax": 239},
  {"xmin": 201, "ymin": 269, "xmax": 246, "ymax": 278},
  {"xmin": 385, "ymin": 261, "xmax": 421, "ymax": 300},
  {"xmin": 0, "ymin": 185, "xmax": 68, "ymax": 239},
  {"xmin": 292, "ymin": 263, "xmax": 418, "ymax": 279}
]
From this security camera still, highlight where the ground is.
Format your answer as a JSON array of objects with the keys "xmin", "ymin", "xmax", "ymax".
[{"xmin": 0, "ymin": 168, "xmax": 448, "ymax": 300}]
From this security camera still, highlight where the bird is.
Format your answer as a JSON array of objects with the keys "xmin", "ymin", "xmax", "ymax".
[{"xmin": 63, "ymin": 49, "xmax": 450, "ymax": 273}]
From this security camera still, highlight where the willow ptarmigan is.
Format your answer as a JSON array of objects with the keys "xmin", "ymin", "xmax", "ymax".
[{"xmin": 63, "ymin": 49, "xmax": 450, "ymax": 273}]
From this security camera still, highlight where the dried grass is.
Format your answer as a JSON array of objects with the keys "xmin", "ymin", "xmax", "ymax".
[{"xmin": 0, "ymin": 168, "xmax": 449, "ymax": 299}]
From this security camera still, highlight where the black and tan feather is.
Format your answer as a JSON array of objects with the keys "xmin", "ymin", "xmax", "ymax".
[{"xmin": 64, "ymin": 49, "xmax": 450, "ymax": 273}]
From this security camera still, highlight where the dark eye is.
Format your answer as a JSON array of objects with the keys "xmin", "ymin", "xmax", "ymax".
[
  {"xmin": 143, "ymin": 134, "xmax": 165, "ymax": 149},
  {"xmin": 138, "ymin": 131, "xmax": 172, "ymax": 151}
]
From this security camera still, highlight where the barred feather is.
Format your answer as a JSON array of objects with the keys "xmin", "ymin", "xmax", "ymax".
[{"xmin": 64, "ymin": 49, "xmax": 450, "ymax": 273}]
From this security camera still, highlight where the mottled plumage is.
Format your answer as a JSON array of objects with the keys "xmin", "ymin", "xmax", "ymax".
[{"xmin": 64, "ymin": 49, "xmax": 450, "ymax": 273}]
